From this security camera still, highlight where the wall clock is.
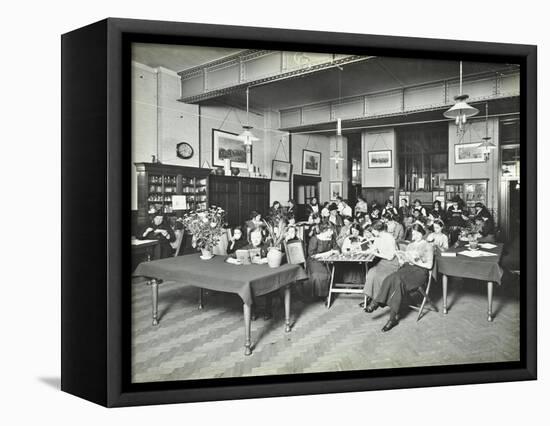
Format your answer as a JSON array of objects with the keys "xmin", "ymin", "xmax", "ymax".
[{"xmin": 176, "ymin": 142, "xmax": 194, "ymax": 159}]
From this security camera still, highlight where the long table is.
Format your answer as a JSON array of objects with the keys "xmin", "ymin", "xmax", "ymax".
[
  {"xmin": 436, "ymin": 243, "xmax": 503, "ymax": 321},
  {"xmin": 133, "ymin": 254, "xmax": 308, "ymax": 355}
]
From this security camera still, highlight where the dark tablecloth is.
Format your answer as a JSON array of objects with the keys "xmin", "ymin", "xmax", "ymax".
[
  {"xmin": 133, "ymin": 254, "xmax": 308, "ymax": 306},
  {"xmin": 436, "ymin": 243, "xmax": 504, "ymax": 284}
]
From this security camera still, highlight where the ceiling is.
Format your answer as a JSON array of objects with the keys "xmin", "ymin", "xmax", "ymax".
[
  {"xmin": 132, "ymin": 43, "xmax": 243, "ymax": 72},
  {"xmin": 206, "ymin": 57, "xmax": 518, "ymax": 112},
  {"xmin": 132, "ymin": 43, "xmax": 519, "ymax": 115}
]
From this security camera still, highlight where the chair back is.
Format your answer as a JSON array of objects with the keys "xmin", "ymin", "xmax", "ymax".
[{"xmin": 171, "ymin": 229, "xmax": 184, "ymax": 257}]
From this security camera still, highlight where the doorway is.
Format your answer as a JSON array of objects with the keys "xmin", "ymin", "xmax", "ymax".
[{"xmin": 293, "ymin": 174, "xmax": 321, "ymax": 221}]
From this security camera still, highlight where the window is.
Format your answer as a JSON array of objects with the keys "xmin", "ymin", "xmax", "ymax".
[{"xmin": 397, "ymin": 124, "xmax": 448, "ymax": 192}]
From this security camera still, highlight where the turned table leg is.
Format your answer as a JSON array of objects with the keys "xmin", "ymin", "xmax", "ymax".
[
  {"xmin": 442, "ymin": 274, "xmax": 448, "ymax": 315},
  {"xmin": 487, "ymin": 281, "xmax": 494, "ymax": 322},
  {"xmin": 149, "ymin": 279, "xmax": 159, "ymax": 326},
  {"xmin": 198, "ymin": 288, "xmax": 204, "ymax": 310},
  {"xmin": 284, "ymin": 285, "xmax": 291, "ymax": 333},
  {"xmin": 243, "ymin": 303, "xmax": 252, "ymax": 356}
]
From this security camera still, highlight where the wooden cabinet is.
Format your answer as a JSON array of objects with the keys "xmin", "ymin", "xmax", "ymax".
[
  {"xmin": 134, "ymin": 163, "xmax": 211, "ymax": 228},
  {"xmin": 209, "ymin": 175, "xmax": 270, "ymax": 227}
]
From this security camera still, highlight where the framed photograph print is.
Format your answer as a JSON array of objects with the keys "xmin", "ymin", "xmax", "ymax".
[
  {"xmin": 330, "ymin": 182, "xmax": 343, "ymax": 200},
  {"xmin": 271, "ymin": 160, "xmax": 292, "ymax": 181},
  {"xmin": 212, "ymin": 129, "xmax": 251, "ymax": 169},
  {"xmin": 302, "ymin": 149, "xmax": 321, "ymax": 175},
  {"xmin": 455, "ymin": 142, "xmax": 486, "ymax": 164},
  {"xmin": 62, "ymin": 18, "xmax": 536, "ymax": 407},
  {"xmin": 368, "ymin": 149, "xmax": 392, "ymax": 168}
]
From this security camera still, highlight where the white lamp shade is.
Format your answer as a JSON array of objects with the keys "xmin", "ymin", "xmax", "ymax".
[
  {"xmin": 443, "ymin": 100, "xmax": 479, "ymax": 119},
  {"xmin": 239, "ymin": 127, "xmax": 260, "ymax": 146},
  {"xmin": 478, "ymin": 137, "xmax": 496, "ymax": 150}
]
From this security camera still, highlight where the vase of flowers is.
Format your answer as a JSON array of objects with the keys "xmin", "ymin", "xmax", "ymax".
[
  {"xmin": 263, "ymin": 217, "xmax": 287, "ymax": 268},
  {"xmin": 181, "ymin": 206, "xmax": 226, "ymax": 260}
]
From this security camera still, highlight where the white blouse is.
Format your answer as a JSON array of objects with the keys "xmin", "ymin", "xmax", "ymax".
[{"xmin": 370, "ymin": 232, "xmax": 398, "ymax": 260}]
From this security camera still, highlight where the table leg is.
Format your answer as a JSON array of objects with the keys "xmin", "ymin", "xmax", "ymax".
[
  {"xmin": 442, "ymin": 274, "xmax": 448, "ymax": 315},
  {"xmin": 198, "ymin": 288, "xmax": 204, "ymax": 310},
  {"xmin": 243, "ymin": 303, "xmax": 252, "ymax": 356},
  {"xmin": 284, "ymin": 285, "xmax": 291, "ymax": 333},
  {"xmin": 326, "ymin": 263, "xmax": 335, "ymax": 309},
  {"xmin": 150, "ymin": 279, "xmax": 159, "ymax": 326},
  {"xmin": 487, "ymin": 281, "xmax": 493, "ymax": 322}
]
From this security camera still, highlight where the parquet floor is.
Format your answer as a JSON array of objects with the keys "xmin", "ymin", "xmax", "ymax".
[{"xmin": 131, "ymin": 273, "xmax": 520, "ymax": 383}]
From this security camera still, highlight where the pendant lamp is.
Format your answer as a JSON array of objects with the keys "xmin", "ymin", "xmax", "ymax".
[{"xmin": 444, "ymin": 61, "xmax": 479, "ymax": 135}]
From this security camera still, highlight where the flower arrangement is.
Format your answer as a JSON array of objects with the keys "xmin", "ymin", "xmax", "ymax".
[
  {"xmin": 181, "ymin": 206, "xmax": 226, "ymax": 252},
  {"xmin": 263, "ymin": 218, "xmax": 287, "ymax": 250}
]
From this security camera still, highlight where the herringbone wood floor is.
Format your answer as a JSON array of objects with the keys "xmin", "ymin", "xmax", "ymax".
[{"xmin": 131, "ymin": 274, "xmax": 520, "ymax": 383}]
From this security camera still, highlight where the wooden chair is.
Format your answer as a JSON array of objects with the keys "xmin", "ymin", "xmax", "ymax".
[
  {"xmin": 408, "ymin": 269, "xmax": 438, "ymax": 321},
  {"xmin": 171, "ymin": 229, "xmax": 184, "ymax": 257}
]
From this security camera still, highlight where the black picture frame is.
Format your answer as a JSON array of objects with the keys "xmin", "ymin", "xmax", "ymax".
[
  {"xmin": 302, "ymin": 149, "xmax": 322, "ymax": 176},
  {"xmin": 61, "ymin": 17, "xmax": 537, "ymax": 407},
  {"xmin": 212, "ymin": 128, "xmax": 251, "ymax": 169},
  {"xmin": 271, "ymin": 159, "xmax": 292, "ymax": 181},
  {"xmin": 367, "ymin": 149, "xmax": 393, "ymax": 168}
]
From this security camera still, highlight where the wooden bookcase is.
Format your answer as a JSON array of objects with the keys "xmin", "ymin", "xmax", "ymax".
[
  {"xmin": 444, "ymin": 178, "xmax": 489, "ymax": 216},
  {"xmin": 134, "ymin": 163, "xmax": 211, "ymax": 228}
]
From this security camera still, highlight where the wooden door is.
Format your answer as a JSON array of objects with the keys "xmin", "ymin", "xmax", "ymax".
[{"xmin": 210, "ymin": 176, "xmax": 240, "ymax": 226}]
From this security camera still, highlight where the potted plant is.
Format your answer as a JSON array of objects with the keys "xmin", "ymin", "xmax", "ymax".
[
  {"xmin": 263, "ymin": 216, "xmax": 287, "ymax": 268},
  {"xmin": 181, "ymin": 206, "xmax": 226, "ymax": 259}
]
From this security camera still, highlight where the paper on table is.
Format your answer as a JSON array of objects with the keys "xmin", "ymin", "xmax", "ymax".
[
  {"xmin": 458, "ymin": 250, "xmax": 497, "ymax": 258},
  {"xmin": 440, "ymin": 252, "xmax": 457, "ymax": 257},
  {"xmin": 478, "ymin": 243, "xmax": 497, "ymax": 249}
]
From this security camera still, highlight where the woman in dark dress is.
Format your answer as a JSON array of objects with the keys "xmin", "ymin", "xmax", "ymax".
[
  {"xmin": 306, "ymin": 221, "xmax": 339, "ymax": 299},
  {"xmin": 138, "ymin": 212, "xmax": 176, "ymax": 258},
  {"xmin": 226, "ymin": 226, "xmax": 248, "ymax": 254},
  {"xmin": 365, "ymin": 224, "xmax": 434, "ymax": 332},
  {"xmin": 473, "ymin": 202, "xmax": 495, "ymax": 236},
  {"xmin": 306, "ymin": 197, "xmax": 320, "ymax": 218},
  {"xmin": 446, "ymin": 195, "xmax": 469, "ymax": 246},
  {"xmin": 286, "ymin": 199, "xmax": 297, "ymax": 221}
]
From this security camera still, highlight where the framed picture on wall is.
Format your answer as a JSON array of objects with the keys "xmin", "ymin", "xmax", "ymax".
[
  {"xmin": 302, "ymin": 149, "xmax": 321, "ymax": 175},
  {"xmin": 330, "ymin": 181, "xmax": 343, "ymax": 200},
  {"xmin": 455, "ymin": 142, "xmax": 486, "ymax": 164},
  {"xmin": 212, "ymin": 129, "xmax": 251, "ymax": 169},
  {"xmin": 367, "ymin": 150, "xmax": 392, "ymax": 168},
  {"xmin": 271, "ymin": 160, "xmax": 292, "ymax": 181}
]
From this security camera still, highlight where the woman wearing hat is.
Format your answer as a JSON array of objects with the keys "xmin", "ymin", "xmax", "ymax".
[{"xmin": 446, "ymin": 195, "xmax": 469, "ymax": 245}]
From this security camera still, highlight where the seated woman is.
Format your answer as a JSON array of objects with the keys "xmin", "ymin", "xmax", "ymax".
[
  {"xmin": 362, "ymin": 221, "xmax": 400, "ymax": 307},
  {"xmin": 227, "ymin": 227, "xmax": 269, "ymax": 264},
  {"xmin": 369, "ymin": 204, "xmax": 382, "ymax": 222},
  {"xmin": 336, "ymin": 216, "xmax": 353, "ymax": 248},
  {"xmin": 246, "ymin": 210, "xmax": 267, "ymax": 242},
  {"xmin": 426, "ymin": 219, "xmax": 449, "ymax": 253},
  {"xmin": 446, "ymin": 195, "xmax": 469, "ymax": 246},
  {"xmin": 429, "ymin": 200, "xmax": 446, "ymax": 223},
  {"xmin": 227, "ymin": 226, "xmax": 248, "ymax": 254},
  {"xmin": 306, "ymin": 221, "xmax": 339, "ymax": 300},
  {"xmin": 473, "ymin": 216, "xmax": 496, "ymax": 243},
  {"xmin": 365, "ymin": 224, "xmax": 434, "ymax": 332},
  {"xmin": 473, "ymin": 202, "xmax": 495, "ymax": 237},
  {"xmin": 305, "ymin": 196, "xmax": 320, "ymax": 217},
  {"xmin": 307, "ymin": 212, "xmax": 322, "ymax": 238},
  {"xmin": 355, "ymin": 195, "xmax": 369, "ymax": 216},
  {"xmin": 381, "ymin": 199, "xmax": 398, "ymax": 218},
  {"xmin": 385, "ymin": 212, "xmax": 405, "ymax": 242},
  {"xmin": 337, "ymin": 223, "xmax": 367, "ymax": 285},
  {"xmin": 138, "ymin": 211, "xmax": 176, "ymax": 258},
  {"xmin": 328, "ymin": 203, "xmax": 343, "ymax": 232},
  {"xmin": 286, "ymin": 199, "xmax": 297, "ymax": 220}
]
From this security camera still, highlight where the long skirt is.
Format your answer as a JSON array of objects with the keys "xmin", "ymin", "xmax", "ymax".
[
  {"xmin": 363, "ymin": 257, "xmax": 400, "ymax": 297},
  {"xmin": 306, "ymin": 258, "xmax": 332, "ymax": 297},
  {"xmin": 374, "ymin": 264, "xmax": 429, "ymax": 315}
]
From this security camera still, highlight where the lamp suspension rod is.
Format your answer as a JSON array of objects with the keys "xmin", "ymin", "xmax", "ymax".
[
  {"xmin": 459, "ymin": 61, "xmax": 463, "ymax": 95},
  {"xmin": 246, "ymin": 86, "xmax": 250, "ymax": 125}
]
